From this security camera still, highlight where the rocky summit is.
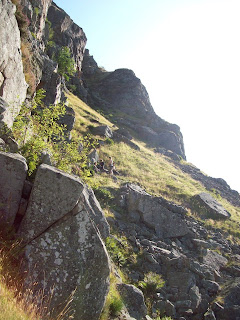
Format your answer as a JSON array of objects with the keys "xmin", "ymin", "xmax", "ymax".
[{"xmin": 0, "ymin": 1, "xmax": 239, "ymax": 320}]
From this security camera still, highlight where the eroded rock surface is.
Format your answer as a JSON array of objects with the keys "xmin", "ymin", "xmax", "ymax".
[
  {"xmin": 23, "ymin": 205, "xmax": 110, "ymax": 320},
  {"xmin": 192, "ymin": 192, "xmax": 231, "ymax": 220},
  {"xmin": 0, "ymin": 151, "xmax": 27, "ymax": 228},
  {"xmin": 0, "ymin": 0, "xmax": 28, "ymax": 126},
  {"xmin": 119, "ymin": 184, "xmax": 189, "ymax": 238},
  {"xmin": 18, "ymin": 164, "xmax": 110, "ymax": 320}
]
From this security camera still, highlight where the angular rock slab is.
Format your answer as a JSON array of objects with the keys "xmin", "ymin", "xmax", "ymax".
[
  {"xmin": 192, "ymin": 192, "xmax": 231, "ymax": 220},
  {"xmin": 80, "ymin": 184, "xmax": 110, "ymax": 239},
  {"xmin": 117, "ymin": 283, "xmax": 147, "ymax": 320},
  {"xmin": 0, "ymin": 151, "xmax": 27, "ymax": 228},
  {"xmin": 18, "ymin": 164, "xmax": 84, "ymax": 242},
  {"xmin": 23, "ymin": 207, "xmax": 110, "ymax": 320},
  {"xmin": 120, "ymin": 184, "xmax": 189, "ymax": 238}
]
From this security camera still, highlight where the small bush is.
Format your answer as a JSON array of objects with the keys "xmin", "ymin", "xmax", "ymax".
[
  {"xmin": 93, "ymin": 187, "xmax": 114, "ymax": 207},
  {"xmin": 105, "ymin": 137, "xmax": 114, "ymax": 145},
  {"xmin": 56, "ymin": 47, "xmax": 75, "ymax": 81},
  {"xmin": 100, "ymin": 273, "xmax": 124, "ymax": 320},
  {"xmin": 12, "ymin": 89, "xmax": 95, "ymax": 179},
  {"xmin": 138, "ymin": 272, "xmax": 165, "ymax": 297},
  {"xmin": 109, "ymin": 295, "xmax": 123, "ymax": 316}
]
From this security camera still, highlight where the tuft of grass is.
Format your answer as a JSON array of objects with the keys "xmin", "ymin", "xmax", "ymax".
[
  {"xmin": 100, "ymin": 273, "xmax": 124, "ymax": 320},
  {"xmin": 0, "ymin": 236, "xmax": 74, "ymax": 320},
  {"xmin": 66, "ymin": 92, "xmax": 113, "ymax": 135}
]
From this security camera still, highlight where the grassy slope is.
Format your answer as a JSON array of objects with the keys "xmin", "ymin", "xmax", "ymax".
[
  {"xmin": 1, "ymin": 91, "xmax": 238, "ymax": 320},
  {"xmin": 67, "ymin": 92, "xmax": 240, "ymax": 240}
]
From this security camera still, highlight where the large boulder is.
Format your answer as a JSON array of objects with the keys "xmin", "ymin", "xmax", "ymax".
[
  {"xmin": 119, "ymin": 184, "xmax": 189, "ymax": 238},
  {"xmin": 0, "ymin": 152, "xmax": 28, "ymax": 228},
  {"xmin": 23, "ymin": 204, "xmax": 110, "ymax": 320},
  {"xmin": 91, "ymin": 125, "xmax": 113, "ymax": 138},
  {"xmin": 19, "ymin": 164, "xmax": 110, "ymax": 320},
  {"xmin": 18, "ymin": 164, "xmax": 84, "ymax": 243},
  {"xmin": 192, "ymin": 193, "xmax": 231, "ymax": 219},
  {"xmin": 0, "ymin": 0, "xmax": 28, "ymax": 126},
  {"xmin": 117, "ymin": 283, "xmax": 147, "ymax": 320}
]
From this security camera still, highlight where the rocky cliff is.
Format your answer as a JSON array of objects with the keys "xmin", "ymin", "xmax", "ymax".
[
  {"xmin": 0, "ymin": 1, "xmax": 240, "ymax": 320},
  {"xmin": 81, "ymin": 50, "xmax": 186, "ymax": 160}
]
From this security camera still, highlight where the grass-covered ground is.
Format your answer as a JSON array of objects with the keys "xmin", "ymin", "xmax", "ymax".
[{"xmin": 67, "ymin": 92, "xmax": 240, "ymax": 241}]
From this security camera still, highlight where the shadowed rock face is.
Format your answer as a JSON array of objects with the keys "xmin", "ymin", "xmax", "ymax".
[
  {"xmin": 82, "ymin": 54, "xmax": 186, "ymax": 159},
  {"xmin": 118, "ymin": 184, "xmax": 189, "ymax": 238},
  {"xmin": 0, "ymin": 152, "xmax": 28, "ymax": 227},
  {"xmin": 192, "ymin": 192, "xmax": 231, "ymax": 220}
]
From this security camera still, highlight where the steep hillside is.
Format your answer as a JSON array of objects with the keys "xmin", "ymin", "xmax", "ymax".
[
  {"xmin": 67, "ymin": 92, "xmax": 240, "ymax": 319},
  {"xmin": 0, "ymin": 1, "xmax": 240, "ymax": 320}
]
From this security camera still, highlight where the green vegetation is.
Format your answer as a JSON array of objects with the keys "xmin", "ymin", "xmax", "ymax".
[
  {"xmin": 100, "ymin": 273, "xmax": 123, "ymax": 319},
  {"xmin": 138, "ymin": 272, "xmax": 165, "ymax": 314},
  {"xmin": 105, "ymin": 236, "xmax": 129, "ymax": 267},
  {"xmin": 45, "ymin": 18, "xmax": 55, "ymax": 50},
  {"xmin": 11, "ymin": 89, "xmax": 95, "ymax": 180},
  {"xmin": 56, "ymin": 47, "xmax": 76, "ymax": 81},
  {"xmin": 66, "ymin": 91, "xmax": 240, "ymax": 241},
  {"xmin": 138, "ymin": 272, "xmax": 165, "ymax": 297}
]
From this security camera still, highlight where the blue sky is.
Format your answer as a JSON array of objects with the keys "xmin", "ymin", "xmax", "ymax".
[{"xmin": 55, "ymin": 0, "xmax": 240, "ymax": 193}]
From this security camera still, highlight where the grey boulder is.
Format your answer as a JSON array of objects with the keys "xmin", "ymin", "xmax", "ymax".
[
  {"xmin": 192, "ymin": 193, "xmax": 231, "ymax": 219},
  {"xmin": 0, "ymin": 151, "xmax": 27, "ymax": 228}
]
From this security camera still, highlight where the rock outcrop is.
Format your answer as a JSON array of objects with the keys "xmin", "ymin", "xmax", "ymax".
[
  {"xmin": 192, "ymin": 192, "xmax": 231, "ymax": 220},
  {"xmin": 105, "ymin": 183, "xmax": 240, "ymax": 320},
  {"xmin": 46, "ymin": 2, "xmax": 87, "ymax": 74},
  {"xmin": 0, "ymin": 151, "xmax": 28, "ymax": 228},
  {"xmin": 16, "ymin": 164, "xmax": 110, "ymax": 320},
  {"xmin": 21, "ymin": 0, "xmax": 52, "ymax": 43},
  {"xmin": 81, "ymin": 53, "xmax": 186, "ymax": 159},
  {"xmin": 118, "ymin": 184, "xmax": 189, "ymax": 238},
  {"xmin": 0, "ymin": 0, "xmax": 28, "ymax": 127},
  {"xmin": 0, "ymin": 152, "xmax": 111, "ymax": 319}
]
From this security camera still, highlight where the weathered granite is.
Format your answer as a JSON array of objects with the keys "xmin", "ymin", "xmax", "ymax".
[
  {"xmin": 0, "ymin": 0, "xmax": 28, "ymax": 126},
  {"xmin": 192, "ymin": 192, "xmax": 231, "ymax": 219},
  {"xmin": 18, "ymin": 164, "xmax": 84, "ymax": 243},
  {"xmin": 0, "ymin": 151, "xmax": 28, "ymax": 228}
]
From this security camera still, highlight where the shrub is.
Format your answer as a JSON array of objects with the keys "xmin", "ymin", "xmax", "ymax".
[
  {"xmin": 56, "ymin": 47, "xmax": 75, "ymax": 81},
  {"xmin": 12, "ymin": 89, "xmax": 95, "ymax": 179},
  {"xmin": 105, "ymin": 137, "xmax": 114, "ymax": 145},
  {"xmin": 109, "ymin": 295, "xmax": 123, "ymax": 316},
  {"xmin": 105, "ymin": 237, "xmax": 127, "ymax": 267},
  {"xmin": 138, "ymin": 272, "xmax": 165, "ymax": 297},
  {"xmin": 100, "ymin": 273, "xmax": 123, "ymax": 320}
]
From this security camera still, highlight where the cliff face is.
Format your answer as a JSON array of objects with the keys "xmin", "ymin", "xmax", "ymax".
[
  {"xmin": 0, "ymin": 0, "xmax": 185, "ymax": 159},
  {"xmin": 47, "ymin": 2, "xmax": 87, "ymax": 74},
  {"xmin": 82, "ymin": 51, "xmax": 186, "ymax": 159},
  {"xmin": 0, "ymin": 0, "xmax": 28, "ymax": 127}
]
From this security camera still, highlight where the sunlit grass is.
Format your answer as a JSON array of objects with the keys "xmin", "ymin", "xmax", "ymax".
[
  {"xmin": 69, "ymin": 92, "xmax": 240, "ymax": 240},
  {"xmin": 0, "ymin": 238, "xmax": 73, "ymax": 320},
  {"xmin": 66, "ymin": 92, "xmax": 113, "ymax": 135}
]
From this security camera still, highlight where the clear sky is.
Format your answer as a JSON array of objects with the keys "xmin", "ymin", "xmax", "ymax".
[{"xmin": 54, "ymin": 0, "xmax": 240, "ymax": 193}]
